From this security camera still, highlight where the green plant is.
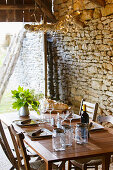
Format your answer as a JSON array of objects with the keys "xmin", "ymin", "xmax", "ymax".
[{"xmin": 11, "ymin": 86, "xmax": 40, "ymax": 114}]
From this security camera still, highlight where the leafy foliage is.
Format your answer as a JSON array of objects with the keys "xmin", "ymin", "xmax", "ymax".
[{"xmin": 11, "ymin": 86, "xmax": 40, "ymax": 113}]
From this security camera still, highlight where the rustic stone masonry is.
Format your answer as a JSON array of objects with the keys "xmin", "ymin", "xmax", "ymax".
[
  {"xmin": 51, "ymin": 0, "xmax": 113, "ymax": 115},
  {"xmin": 7, "ymin": 31, "xmax": 45, "ymax": 95}
]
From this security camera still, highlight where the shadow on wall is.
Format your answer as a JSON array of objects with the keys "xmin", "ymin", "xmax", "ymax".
[{"xmin": 47, "ymin": 34, "xmax": 59, "ymax": 101}]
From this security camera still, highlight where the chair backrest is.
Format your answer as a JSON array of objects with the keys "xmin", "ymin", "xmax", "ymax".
[
  {"xmin": 8, "ymin": 125, "xmax": 31, "ymax": 170},
  {"xmin": 79, "ymin": 99, "xmax": 98, "ymax": 122},
  {"xmin": 0, "ymin": 119, "xmax": 18, "ymax": 169}
]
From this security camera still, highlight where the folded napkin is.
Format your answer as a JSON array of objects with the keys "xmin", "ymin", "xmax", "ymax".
[
  {"xmin": 32, "ymin": 129, "xmax": 43, "ymax": 136},
  {"xmin": 21, "ymin": 119, "xmax": 31, "ymax": 124},
  {"xmin": 64, "ymin": 112, "xmax": 72, "ymax": 120}
]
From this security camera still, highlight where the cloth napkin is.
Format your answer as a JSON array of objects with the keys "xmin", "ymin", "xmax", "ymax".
[{"xmin": 31, "ymin": 129, "xmax": 43, "ymax": 136}]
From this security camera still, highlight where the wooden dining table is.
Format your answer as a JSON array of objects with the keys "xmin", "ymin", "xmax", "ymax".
[{"xmin": 0, "ymin": 111, "xmax": 113, "ymax": 170}]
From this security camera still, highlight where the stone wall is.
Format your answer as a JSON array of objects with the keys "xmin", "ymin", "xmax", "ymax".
[
  {"xmin": 51, "ymin": 0, "xmax": 113, "ymax": 115},
  {"xmin": 7, "ymin": 31, "xmax": 45, "ymax": 95}
]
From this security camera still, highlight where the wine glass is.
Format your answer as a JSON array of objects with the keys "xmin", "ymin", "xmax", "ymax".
[
  {"xmin": 39, "ymin": 98, "xmax": 48, "ymax": 122},
  {"xmin": 68, "ymin": 110, "xmax": 74, "ymax": 126},
  {"xmin": 60, "ymin": 112, "xmax": 65, "ymax": 125},
  {"xmin": 48, "ymin": 103, "xmax": 54, "ymax": 122},
  {"xmin": 39, "ymin": 103, "xmax": 43, "ymax": 121}
]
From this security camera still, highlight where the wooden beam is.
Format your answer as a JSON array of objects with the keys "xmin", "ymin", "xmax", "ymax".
[
  {"xmin": 35, "ymin": 0, "xmax": 56, "ymax": 22},
  {"xmin": 89, "ymin": 0, "xmax": 106, "ymax": 7},
  {"xmin": 0, "ymin": 4, "xmax": 35, "ymax": 10}
]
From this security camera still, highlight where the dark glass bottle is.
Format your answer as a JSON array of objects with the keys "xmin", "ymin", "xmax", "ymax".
[{"xmin": 81, "ymin": 104, "xmax": 89, "ymax": 124}]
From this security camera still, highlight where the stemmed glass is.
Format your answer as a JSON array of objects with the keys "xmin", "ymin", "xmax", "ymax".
[
  {"xmin": 60, "ymin": 112, "xmax": 65, "ymax": 125},
  {"xmin": 48, "ymin": 103, "xmax": 54, "ymax": 122},
  {"xmin": 68, "ymin": 110, "xmax": 75, "ymax": 126},
  {"xmin": 39, "ymin": 98, "xmax": 49, "ymax": 122}
]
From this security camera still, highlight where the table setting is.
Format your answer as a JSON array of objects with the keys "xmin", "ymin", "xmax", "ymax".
[{"xmin": 12, "ymin": 100, "xmax": 105, "ymax": 147}]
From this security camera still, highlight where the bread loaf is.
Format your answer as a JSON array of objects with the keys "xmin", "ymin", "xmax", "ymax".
[{"xmin": 47, "ymin": 99, "xmax": 69, "ymax": 110}]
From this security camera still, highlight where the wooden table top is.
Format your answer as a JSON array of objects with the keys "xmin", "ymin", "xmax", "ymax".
[{"xmin": 1, "ymin": 111, "xmax": 113, "ymax": 168}]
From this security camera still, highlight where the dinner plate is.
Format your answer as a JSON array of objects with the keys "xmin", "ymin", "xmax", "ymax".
[
  {"xmin": 64, "ymin": 114, "xmax": 81, "ymax": 122},
  {"xmin": 89, "ymin": 122, "xmax": 104, "ymax": 132},
  {"xmin": 13, "ymin": 119, "xmax": 39, "ymax": 127}
]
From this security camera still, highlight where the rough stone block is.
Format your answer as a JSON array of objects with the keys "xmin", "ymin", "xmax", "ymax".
[
  {"xmin": 110, "ymin": 21, "xmax": 113, "ymax": 28},
  {"xmin": 96, "ymin": 35, "xmax": 103, "ymax": 39},
  {"xmin": 92, "ymin": 81, "xmax": 102, "ymax": 90},
  {"xmin": 103, "ymin": 63, "xmax": 113, "ymax": 71},
  {"xmin": 102, "ymin": 84, "xmax": 107, "ymax": 91},
  {"xmin": 73, "ymin": 1, "xmax": 83, "ymax": 11},
  {"xmin": 109, "ymin": 86, "xmax": 113, "ymax": 91},
  {"xmin": 106, "ymin": 0, "xmax": 113, "ymax": 4},
  {"xmin": 103, "ymin": 79, "xmax": 111, "ymax": 86},
  {"xmin": 106, "ymin": 91, "xmax": 113, "ymax": 96},
  {"xmin": 98, "ymin": 44, "xmax": 110, "ymax": 51},
  {"xmin": 93, "ymin": 8, "xmax": 102, "ymax": 19},
  {"xmin": 97, "ymin": 23, "xmax": 103, "ymax": 30},
  {"xmin": 88, "ymin": 66, "xmax": 98, "ymax": 74},
  {"xmin": 80, "ymin": 10, "xmax": 94, "ymax": 21},
  {"xmin": 101, "ymin": 4, "xmax": 113, "ymax": 16}
]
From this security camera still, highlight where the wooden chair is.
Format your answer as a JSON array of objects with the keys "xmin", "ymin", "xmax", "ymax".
[
  {"xmin": 0, "ymin": 119, "xmax": 19, "ymax": 170},
  {"xmin": 8, "ymin": 124, "xmax": 58, "ymax": 170},
  {"xmin": 97, "ymin": 115, "xmax": 113, "ymax": 163},
  {"xmin": 79, "ymin": 99, "xmax": 98, "ymax": 122},
  {"xmin": 68, "ymin": 100, "xmax": 101, "ymax": 170}
]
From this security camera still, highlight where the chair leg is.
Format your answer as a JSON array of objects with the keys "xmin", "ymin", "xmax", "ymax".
[
  {"xmin": 82, "ymin": 164, "xmax": 87, "ymax": 170},
  {"xmin": 95, "ymin": 165, "xmax": 98, "ymax": 170},
  {"xmin": 68, "ymin": 160, "xmax": 72, "ymax": 170},
  {"xmin": 10, "ymin": 166, "xmax": 15, "ymax": 170}
]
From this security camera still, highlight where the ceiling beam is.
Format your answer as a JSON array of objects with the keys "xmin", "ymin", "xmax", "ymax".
[
  {"xmin": 0, "ymin": 4, "xmax": 35, "ymax": 10},
  {"xmin": 89, "ymin": 0, "xmax": 106, "ymax": 7},
  {"xmin": 35, "ymin": 0, "xmax": 57, "ymax": 22}
]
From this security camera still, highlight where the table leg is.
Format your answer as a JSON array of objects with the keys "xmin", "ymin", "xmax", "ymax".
[
  {"xmin": 46, "ymin": 162, "xmax": 52, "ymax": 170},
  {"xmin": 102, "ymin": 154, "xmax": 110, "ymax": 170}
]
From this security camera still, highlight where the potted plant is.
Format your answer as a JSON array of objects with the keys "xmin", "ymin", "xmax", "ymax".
[{"xmin": 11, "ymin": 86, "xmax": 40, "ymax": 117}]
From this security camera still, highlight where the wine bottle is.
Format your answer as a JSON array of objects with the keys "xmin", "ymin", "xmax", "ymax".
[{"xmin": 81, "ymin": 104, "xmax": 89, "ymax": 124}]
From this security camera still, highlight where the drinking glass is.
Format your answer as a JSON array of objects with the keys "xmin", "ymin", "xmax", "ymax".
[
  {"xmin": 52, "ymin": 128, "xmax": 65, "ymax": 151},
  {"xmin": 39, "ymin": 98, "xmax": 49, "ymax": 122},
  {"xmin": 68, "ymin": 110, "xmax": 74, "ymax": 126},
  {"xmin": 62, "ymin": 124, "xmax": 73, "ymax": 146},
  {"xmin": 60, "ymin": 112, "xmax": 65, "ymax": 125},
  {"xmin": 75, "ymin": 123, "xmax": 88, "ymax": 144},
  {"xmin": 48, "ymin": 103, "xmax": 54, "ymax": 122}
]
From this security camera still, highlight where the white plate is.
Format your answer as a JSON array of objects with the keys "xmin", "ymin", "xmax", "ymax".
[{"xmin": 90, "ymin": 122, "xmax": 104, "ymax": 131}]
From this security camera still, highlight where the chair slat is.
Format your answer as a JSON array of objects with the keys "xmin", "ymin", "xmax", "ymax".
[
  {"xmin": 83, "ymin": 101, "xmax": 95, "ymax": 108},
  {"xmin": 83, "ymin": 107, "xmax": 94, "ymax": 114},
  {"xmin": 88, "ymin": 113, "xmax": 93, "ymax": 119}
]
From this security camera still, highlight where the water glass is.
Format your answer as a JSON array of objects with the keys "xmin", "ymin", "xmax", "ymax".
[
  {"xmin": 62, "ymin": 124, "xmax": 73, "ymax": 146},
  {"xmin": 75, "ymin": 123, "xmax": 88, "ymax": 144},
  {"xmin": 52, "ymin": 128, "xmax": 65, "ymax": 151}
]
